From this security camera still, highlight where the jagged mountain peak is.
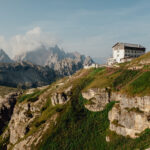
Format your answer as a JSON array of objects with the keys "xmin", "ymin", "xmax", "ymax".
[
  {"xmin": 0, "ymin": 49, "xmax": 5, "ymax": 53},
  {"xmin": 14, "ymin": 45, "xmax": 94, "ymax": 76},
  {"xmin": 0, "ymin": 49, "xmax": 13, "ymax": 63}
]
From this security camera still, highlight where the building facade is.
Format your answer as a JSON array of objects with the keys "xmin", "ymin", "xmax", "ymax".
[
  {"xmin": 108, "ymin": 43, "xmax": 146, "ymax": 65},
  {"xmin": 84, "ymin": 63, "xmax": 100, "ymax": 69}
]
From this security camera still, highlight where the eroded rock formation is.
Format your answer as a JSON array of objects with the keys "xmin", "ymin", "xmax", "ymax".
[
  {"xmin": 82, "ymin": 88, "xmax": 110, "ymax": 111},
  {"xmin": 82, "ymin": 88, "xmax": 150, "ymax": 138},
  {"xmin": 0, "ymin": 92, "xmax": 19, "ymax": 134},
  {"xmin": 109, "ymin": 93, "xmax": 150, "ymax": 138}
]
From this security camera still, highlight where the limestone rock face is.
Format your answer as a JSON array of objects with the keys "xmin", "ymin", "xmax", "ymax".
[
  {"xmin": 108, "ymin": 94, "xmax": 150, "ymax": 138},
  {"xmin": 4, "ymin": 71, "xmax": 84, "ymax": 149},
  {"xmin": 82, "ymin": 88, "xmax": 150, "ymax": 138},
  {"xmin": 111, "ymin": 93, "xmax": 150, "ymax": 112},
  {"xmin": 51, "ymin": 93, "xmax": 69, "ymax": 105},
  {"xmin": 9, "ymin": 102, "xmax": 34, "ymax": 144},
  {"xmin": 82, "ymin": 88, "xmax": 110, "ymax": 111},
  {"xmin": 51, "ymin": 86, "xmax": 72, "ymax": 106},
  {"xmin": 5, "ymin": 80, "xmax": 73, "ymax": 150},
  {"xmin": 0, "ymin": 92, "xmax": 19, "ymax": 134},
  {"xmin": 11, "ymin": 114, "xmax": 58, "ymax": 150},
  {"xmin": 7, "ymin": 86, "xmax": 56, "ymax": 150}
]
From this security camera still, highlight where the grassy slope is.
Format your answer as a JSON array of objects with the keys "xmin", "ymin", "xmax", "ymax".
[
  {"xmin": 36, "ymin": 68, "xmax": 150, "ymax": 150},
  {"xmin": 84, "ymin": 67, "xmax": 150, "ymax": 97},
  {"xmin": 37, "ymin": 68, "xmax": 115, "ymax": 150}
]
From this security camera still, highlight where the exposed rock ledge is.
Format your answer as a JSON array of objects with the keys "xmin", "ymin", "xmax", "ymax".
[
  {"xmin": 82, "ymin": 88, "xmax": 150, "ymax": 138},
  {"xmin": 109, "ymin": 93, "xmax": 150, "ymax": 138},
  {"xmin": 82, "ymin": 88, "xmax": 110, "ymax": 112},
  {"xmin": 0, "ymin": 92, "xmax": 19, "ymax": 134},
  {"xmin": 51, "ymin": 86, "xmax": 72, "ymax": 106},
  {"xmin": 5, "ymin": 86, "xmax": 55, "ymax": 150},
  {"xmin": 5, "ymin": 84, "xmax": 72, "ymax": 150}
]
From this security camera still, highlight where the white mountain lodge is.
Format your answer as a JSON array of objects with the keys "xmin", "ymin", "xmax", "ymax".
[{"xmin": 108, "ymin": 42, "xmax": 146, "ymax": 65}]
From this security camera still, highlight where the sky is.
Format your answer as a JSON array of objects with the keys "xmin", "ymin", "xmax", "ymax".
[{"xmin": 0, "ymin": 0, "xmax": 150, "ymax": 59}]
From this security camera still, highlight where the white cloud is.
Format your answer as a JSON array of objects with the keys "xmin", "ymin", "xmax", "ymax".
[
  {"xmin": 0, "ymin": 36, "xmax": 9, "ymax": 51},
  {"xmin": 26, "ymin": 26, "xmax": 41, "ymax": 35},
  {"xmin": 0, "ymin": 27, "xmax": 59, "ymax": 58}
]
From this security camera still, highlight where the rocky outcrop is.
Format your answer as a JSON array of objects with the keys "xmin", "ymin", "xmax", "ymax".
[
  {"xmin": 6, "ymin": 87, "xmax": 54, "ymax": 149},
  {"xmin": 0, "ymin": 72, "xmax": 79, "ymax": 150},
  {"xmin": 5, "ymin": 81, "xmax": 73, "ymax": 149},
  {"xmin": 110, "ymin": 93, "xmax": 150, "ymax": 112},
  {"xmin": 51, "ymin": 86, "xmax": 72, "ymax": 105},
  {"xmin": 82, "ymin": 88, "xmax": 150, "ymax": 138},
  {"xmin": 51, "ymin": 92, "xmax": 70, "ymax": 105},
  {"xmin": 109, "ymin": 93, "xmax": 150, "ymax": 138},
  {"xmin": 11, "ymin": 113, "xmax": 58, "ymax": 150},
  {"xmin": 0, "ymin": 92, "xmax": 19, "ymax": 134},
  {"xmin": 8, "ymin": 102, "xmax": 35, "ymax": 145},
  {"xmin": 82, "ymin": 88, "xmax": 110, "ymax": 111}
]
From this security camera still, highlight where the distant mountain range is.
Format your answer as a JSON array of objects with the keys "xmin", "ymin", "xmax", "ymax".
[
  {"xmin": 14, "ymin": 45, "xmax": 94, "ymax": 76},
  {"xmin": 0, "ymin": 46, "xmax": 94, "ymax": 88},
  {"xmin": 0, "ymin": 62, "xmax": 56, "ymax": 88}
]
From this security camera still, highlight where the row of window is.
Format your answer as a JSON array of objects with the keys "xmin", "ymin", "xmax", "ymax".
[
  {"xmin": 125, "ymin": 50, "xmax": 143, "ymax": 53},
  {"xmin": 125, "ymin": 54, "xmax": 139, "ymax": 57},
  {"xmin": 117, "ymin": 50, "xmax": 144, "ymax": 53},
  {"xmin": 125, "ymin": 53, "xmax": 141, "ymax": 56},
  {"xmin": 116, "ymin": 54, "xmax": 140, "ymax": 58}
]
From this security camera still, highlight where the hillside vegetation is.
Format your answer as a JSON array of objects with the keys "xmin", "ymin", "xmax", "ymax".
[
  {"xmin": 0, "ymin": 52, "xmax": 150, "ymax": 150},
  {"xmin": 37, "ymin": 68, "xmax": 150, "ymax": 150},
  {"xmin": 84, "ymin": 54, "xmax": 150, "ymax": 97}
]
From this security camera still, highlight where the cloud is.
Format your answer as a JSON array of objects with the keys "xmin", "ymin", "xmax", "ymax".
[
  {"xmin": 0, "ymin": 36, "xmax": 9, "ymax": 51},
  {"xmin": 26, "ymin": 26, "xmax": 41, "ymax": 35},
  {"xmin": 0, "ymin": 27, "xmax": 59, "ymax": 57},
  {"xmin": 61, "ymin": 34, "xmax": 118, "ymax": 58}
]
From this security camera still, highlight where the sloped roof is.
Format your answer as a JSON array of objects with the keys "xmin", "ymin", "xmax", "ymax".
[{"xmin": 112, "ymin": 42, "xmax": 145, "ymax": 49}]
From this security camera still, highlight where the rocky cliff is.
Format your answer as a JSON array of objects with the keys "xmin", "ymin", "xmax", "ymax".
[
  {"xmin": 82, "ymin": 88, "xmax": 150, "ymax": 138},
  {"xmin": 0, "ymin": 92, "xmax": 19, "ymax": 134},
  {"xmin": 82, "ymin": 88, "xmax": 110, "ymax": 111},
  {"xmin": 109, "ymin": 93, "xmax": 150, "ymax": 138},
  {"xmin": 1, "ymin": 70, "xmax": 81, "ymax": 150}
]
